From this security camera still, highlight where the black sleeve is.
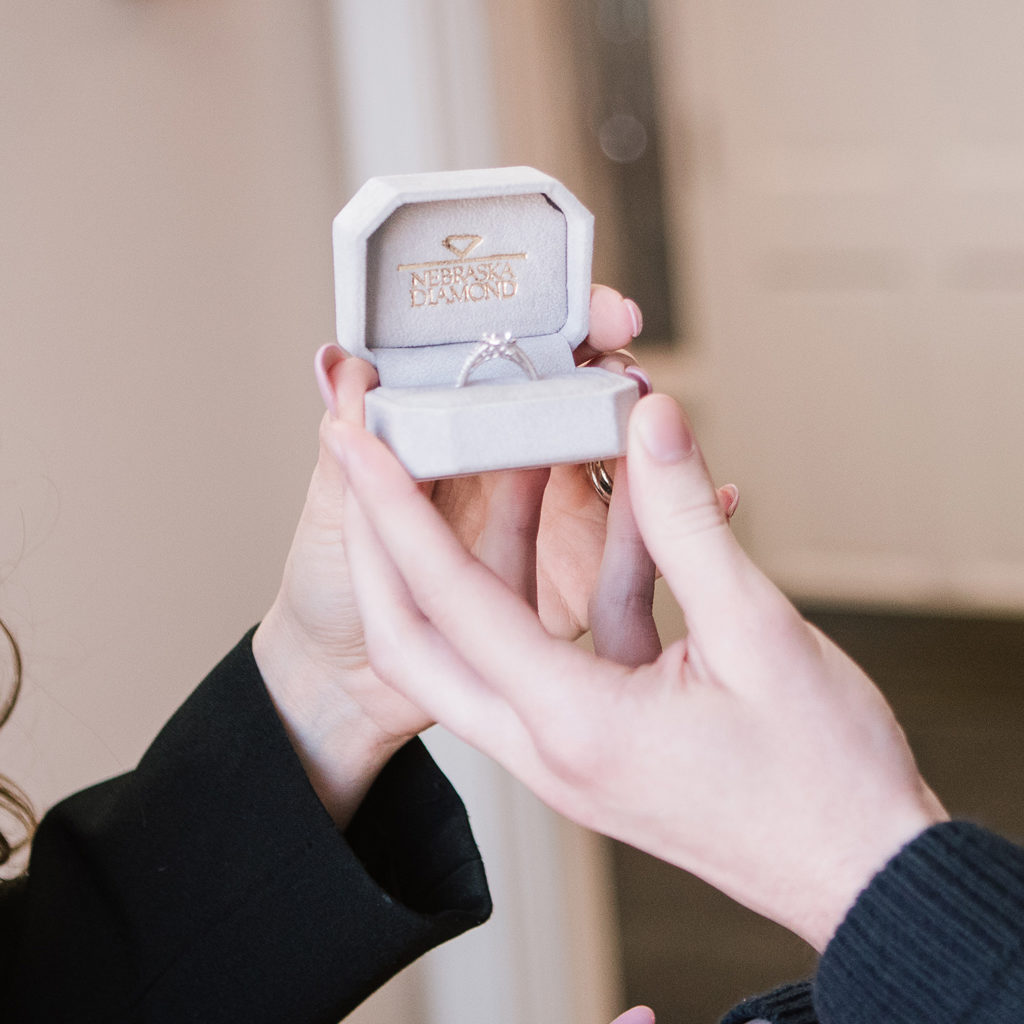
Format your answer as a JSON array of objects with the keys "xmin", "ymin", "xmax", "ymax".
[
  {"xmin": 0, "ymin": 629, "xmax": 492, "ymax": 1024},
  {"xmin": 722, "ymin": 821, "xmax": 1024, "ymax": 1024},
  {"xmin": 720, "ymin": 981, "xmax": 817, "ymax": 1024},
  {"xmin": 814, "ymin": 820, "xmax": 1024, "ymax": 1023}
]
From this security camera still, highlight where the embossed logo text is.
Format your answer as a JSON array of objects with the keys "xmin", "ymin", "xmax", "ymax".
[{"xmin": 398, "ymin": 235, "xmax": 526, "ymax": 308}]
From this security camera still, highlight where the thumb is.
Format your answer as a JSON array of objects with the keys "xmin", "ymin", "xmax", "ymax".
[
  {"xmin": 303, "ymin": 351, "xmax": 380, "ymax": 531},
  {"xmin": 313, "ymin": 346, "xmax": 378, "ymax": 428},
  {"xmin": 313, "ymin": 350, "xmax": 378, "ymax": 477},
  {"xmin": 626, "ymin": 395, "xmax": 750, "ymax": 633}
]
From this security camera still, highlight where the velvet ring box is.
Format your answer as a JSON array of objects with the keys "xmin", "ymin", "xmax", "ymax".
[{"xmin": 332, "ymin": 166, "xmax": 639, "ymax": 480}]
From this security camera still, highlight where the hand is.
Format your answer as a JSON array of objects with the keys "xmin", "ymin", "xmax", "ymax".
[
  {"xmin": 253, "ymin": 353, "xmax": 416, "ymax": 828},
  {"xmin": 430, "ymin": 284, "xmax": 651, "ymax": 643},
  {"xmin": 329, "ymin": 393, "xmax": 948, "ymax": 952},
  {"xmin": 253, "ymin": 287, "xmax": 692, "ymax": 824},
  {"xmin": 433, "ymin": 285, "xmax": 737, "ymax": 666},
  {"xmin": 610, "ymin": 1008, "xmax": 655, "ymax": 1024}
]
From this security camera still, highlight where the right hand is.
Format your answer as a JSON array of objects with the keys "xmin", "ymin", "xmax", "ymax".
[{"xmin": 330, "ymin": 394, "xmax": 948, "ymax": 952}]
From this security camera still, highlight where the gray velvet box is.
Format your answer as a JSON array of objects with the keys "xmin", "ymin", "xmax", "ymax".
[{"xmin": 333, "ymin": 166, "xmax": 638, "ymax": 479}]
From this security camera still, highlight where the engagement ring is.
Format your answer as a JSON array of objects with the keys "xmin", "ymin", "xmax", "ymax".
[{"xmin": 455, "ymin": 333, "xmax": 540, "ymax": 388}]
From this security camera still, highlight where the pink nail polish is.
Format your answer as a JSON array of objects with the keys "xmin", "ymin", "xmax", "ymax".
[
  {"xmin": 314, "ymin": 344, "xmax": 343, "ymax": 417},
  {"xmin": 610, "ymin": 1008, "xmax": 656, "ymax": 1024},
  {"xmin": 722, "ymin": 483, "xmax": 740, "ymax": 516},
  {"xmin": 624, "ymin": 298, "xmax": 643, "ymax": 339},
  {"xmin": 624, "ymin": 365, "xmax": 653, "ymax": 398}
]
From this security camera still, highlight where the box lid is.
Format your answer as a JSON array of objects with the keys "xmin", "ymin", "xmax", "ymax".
[{"xmin": 333, "ymin": 167, "xmax": 593, "ymax": 388}]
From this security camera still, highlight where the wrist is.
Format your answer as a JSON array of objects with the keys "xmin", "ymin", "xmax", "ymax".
[
  {"xmin": 252, "ymin": 609, "xmax": 411, "ymax": 829},
  {"xmin": 791, "ymin": 787, "xmax": 949, "ymax": 952}
]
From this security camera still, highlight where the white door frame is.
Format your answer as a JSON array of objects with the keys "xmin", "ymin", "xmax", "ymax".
[{"xmin": 327, "ymin": 4, "xmax": 623, "ymax": 1023}]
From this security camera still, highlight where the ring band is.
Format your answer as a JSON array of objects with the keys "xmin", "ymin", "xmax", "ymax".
[
  {"xmin": 585, "ymin": 460, "xmax": 614, "ymax": 505},
  {"xmin": 456, "ymin": 332, "xmax": 540, "ymax": 388}
]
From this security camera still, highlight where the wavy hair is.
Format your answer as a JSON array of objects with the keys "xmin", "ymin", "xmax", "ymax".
[{"xmin": 1, "ymin": 618, "xmax": 35, "ymax": 868}]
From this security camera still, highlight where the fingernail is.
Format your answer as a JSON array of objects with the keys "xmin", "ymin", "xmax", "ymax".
[
  {"xmin": 635, "ymin": 396, "xmax": 694, "ymax": 463},
  {"xmin": 624, "ymin": 365, "xmax": 653, "ymax": 398},
  {"xmin": 610, "ymin": 1008, "xmax": 656, "ymax": 1024},
  {"xmin": 314, "ymin": 344, "xmax": 344, "ymax": 417},
  {"xmin": 624, "ymin": 298, "xmax": 643, "ymax": 338},
  {"xmin": 722, "ymin": 483, "xmax": 740, "ymax": 517}
]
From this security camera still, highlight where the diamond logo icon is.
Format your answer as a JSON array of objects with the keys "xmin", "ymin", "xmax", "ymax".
[{"xmin": 442, "ymin": 234, "xmax": 483, "ymax": 258}]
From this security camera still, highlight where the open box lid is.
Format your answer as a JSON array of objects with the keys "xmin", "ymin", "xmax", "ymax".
[{"xmin": 333, "ymin": 167, "xmax": 594, "ymax": 389}]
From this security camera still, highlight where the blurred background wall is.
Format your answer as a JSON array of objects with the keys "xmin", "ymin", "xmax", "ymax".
[
  {"xmin": 1, "ymin": 2, "xmax": 339, "ymax": 833},
  {"xmin": 3, "ymin": 1, "xmax": 1024, "ymax": 1022}
]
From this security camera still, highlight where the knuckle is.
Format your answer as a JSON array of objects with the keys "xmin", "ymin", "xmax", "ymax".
[
  {"xmin": 661, "ymin": 495, "xmax": 727, "ymax": 541},
  {"xmin": 532, "ymin": 708, "xmax": 613, "ymax": 791}
]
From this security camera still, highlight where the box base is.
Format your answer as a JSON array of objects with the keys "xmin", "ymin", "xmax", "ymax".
[{"xmin": 364, "ymin": 367, "xmax": 639, "ymax": 479}]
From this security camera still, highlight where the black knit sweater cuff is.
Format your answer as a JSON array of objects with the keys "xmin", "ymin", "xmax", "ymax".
[
  {"xmin": 720, "ymin": 980, "xmax": 817, "ymax": 1024},
  {"xmin": 816, "ymin": 820, "xmax": 1024, "ymax": 1024}
]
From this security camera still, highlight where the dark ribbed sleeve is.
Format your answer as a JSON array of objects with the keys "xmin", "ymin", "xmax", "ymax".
[
  {"xmin": 815, "ymin": 820, "xmax": 1024, "ymax": 1024},
  {"xmin": 723, "ymin": 821, "xmax": 1024, "ymax": 1024},
  {"xmin": 720, "ymin": 980, "xmax": 817, "ymax": 1024},
  {"xmin": 1, "ymin": 630, "xmax": 491, "ymax": 1024}
]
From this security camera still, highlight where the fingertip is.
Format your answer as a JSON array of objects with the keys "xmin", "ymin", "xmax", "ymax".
[
  {"xmin": 719, "ymin": 483, "xmax": 740, "ymax": 519},
  {"xmin": 588, "ymin": 285, "xmax": 642, "ymax": 351},
  {"xmin": 590, "ymin": 282, "xmax": 624, "ymax": 304},
  {"xmin": 626, "ymin": 396, "xmax": 744, "ymax": 628},
  {"xmin": 589, "ymin": 350, "xmax": 653, "ymax": 399},
  {"xmin": 624, "ymin": 364, "xmax": 653, "ymax": 397},
  {"xmin": 610, "ymin": 1006, "xmax": 655, "ymax": 1024},
  {"xmin": 630, "ymin": 393, "xmax": 695, "ymax": 465},
  {"xmin": 623, "ymin": 297, "xmax": 643, "ymax": 339},
  {"xmin": 314, "ymin": 342, "xmax": 345, "ymax": 371},
  {"xmin": 314, "ymin": 343, "xmax": 346, "ymax": 417},
  {"xmin": 335, "ymin": 357, "xmax": 379, "ymax": 426}
]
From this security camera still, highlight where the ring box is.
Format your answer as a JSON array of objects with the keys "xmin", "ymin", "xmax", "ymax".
[{"xmin": 333, "ymin": 166, "xmax": 639, "ymax": 479}]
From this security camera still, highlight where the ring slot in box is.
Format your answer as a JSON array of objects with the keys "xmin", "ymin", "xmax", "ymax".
[{"xmin": 333, "ymin": 166, "xmax": 638, "ymax": 479}]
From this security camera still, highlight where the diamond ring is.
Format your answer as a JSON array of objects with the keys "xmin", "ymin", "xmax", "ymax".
[{"xmin": 455, "ymin": 333, "xmax": 540, "ymax": 388}]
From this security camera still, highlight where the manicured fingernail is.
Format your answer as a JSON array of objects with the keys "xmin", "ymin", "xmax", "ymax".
[
  {"xmin": 722, "ymin": 483, "xmax": 740, "ymax": 517},
  {"xmin": 635, "ymin": 395, "xmax": 694, "ymax": 463},
  {"xmin": 610, "ymin": 1008, "xmax": 656, "ymax": 1024},
  {"xmin": 314, "ymin": 344, "xmax": 344, "ymax": 417},
  {"xmin": 624, "ymin": 298, "xmax": 643, "ymax": 338},
  {"xmin": 624, "ymin": 365, "xmax": 652, "ymax": 398}
]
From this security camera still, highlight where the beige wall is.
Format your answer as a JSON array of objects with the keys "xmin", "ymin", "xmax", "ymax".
[
  {"xmin": 649, "ymin": 0, "xmax": 1024, "ymax": 613},
  {"xmin": 1, "ymin": 1, "xmax": 344, "ymax": 811},
  {"xmin": 1, "ymin": 6, "xmax": 624, "ymax": 1024},
  {"xmin": 484, "ymin": 0, "xmax": 1024, "ymax": 616}
]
